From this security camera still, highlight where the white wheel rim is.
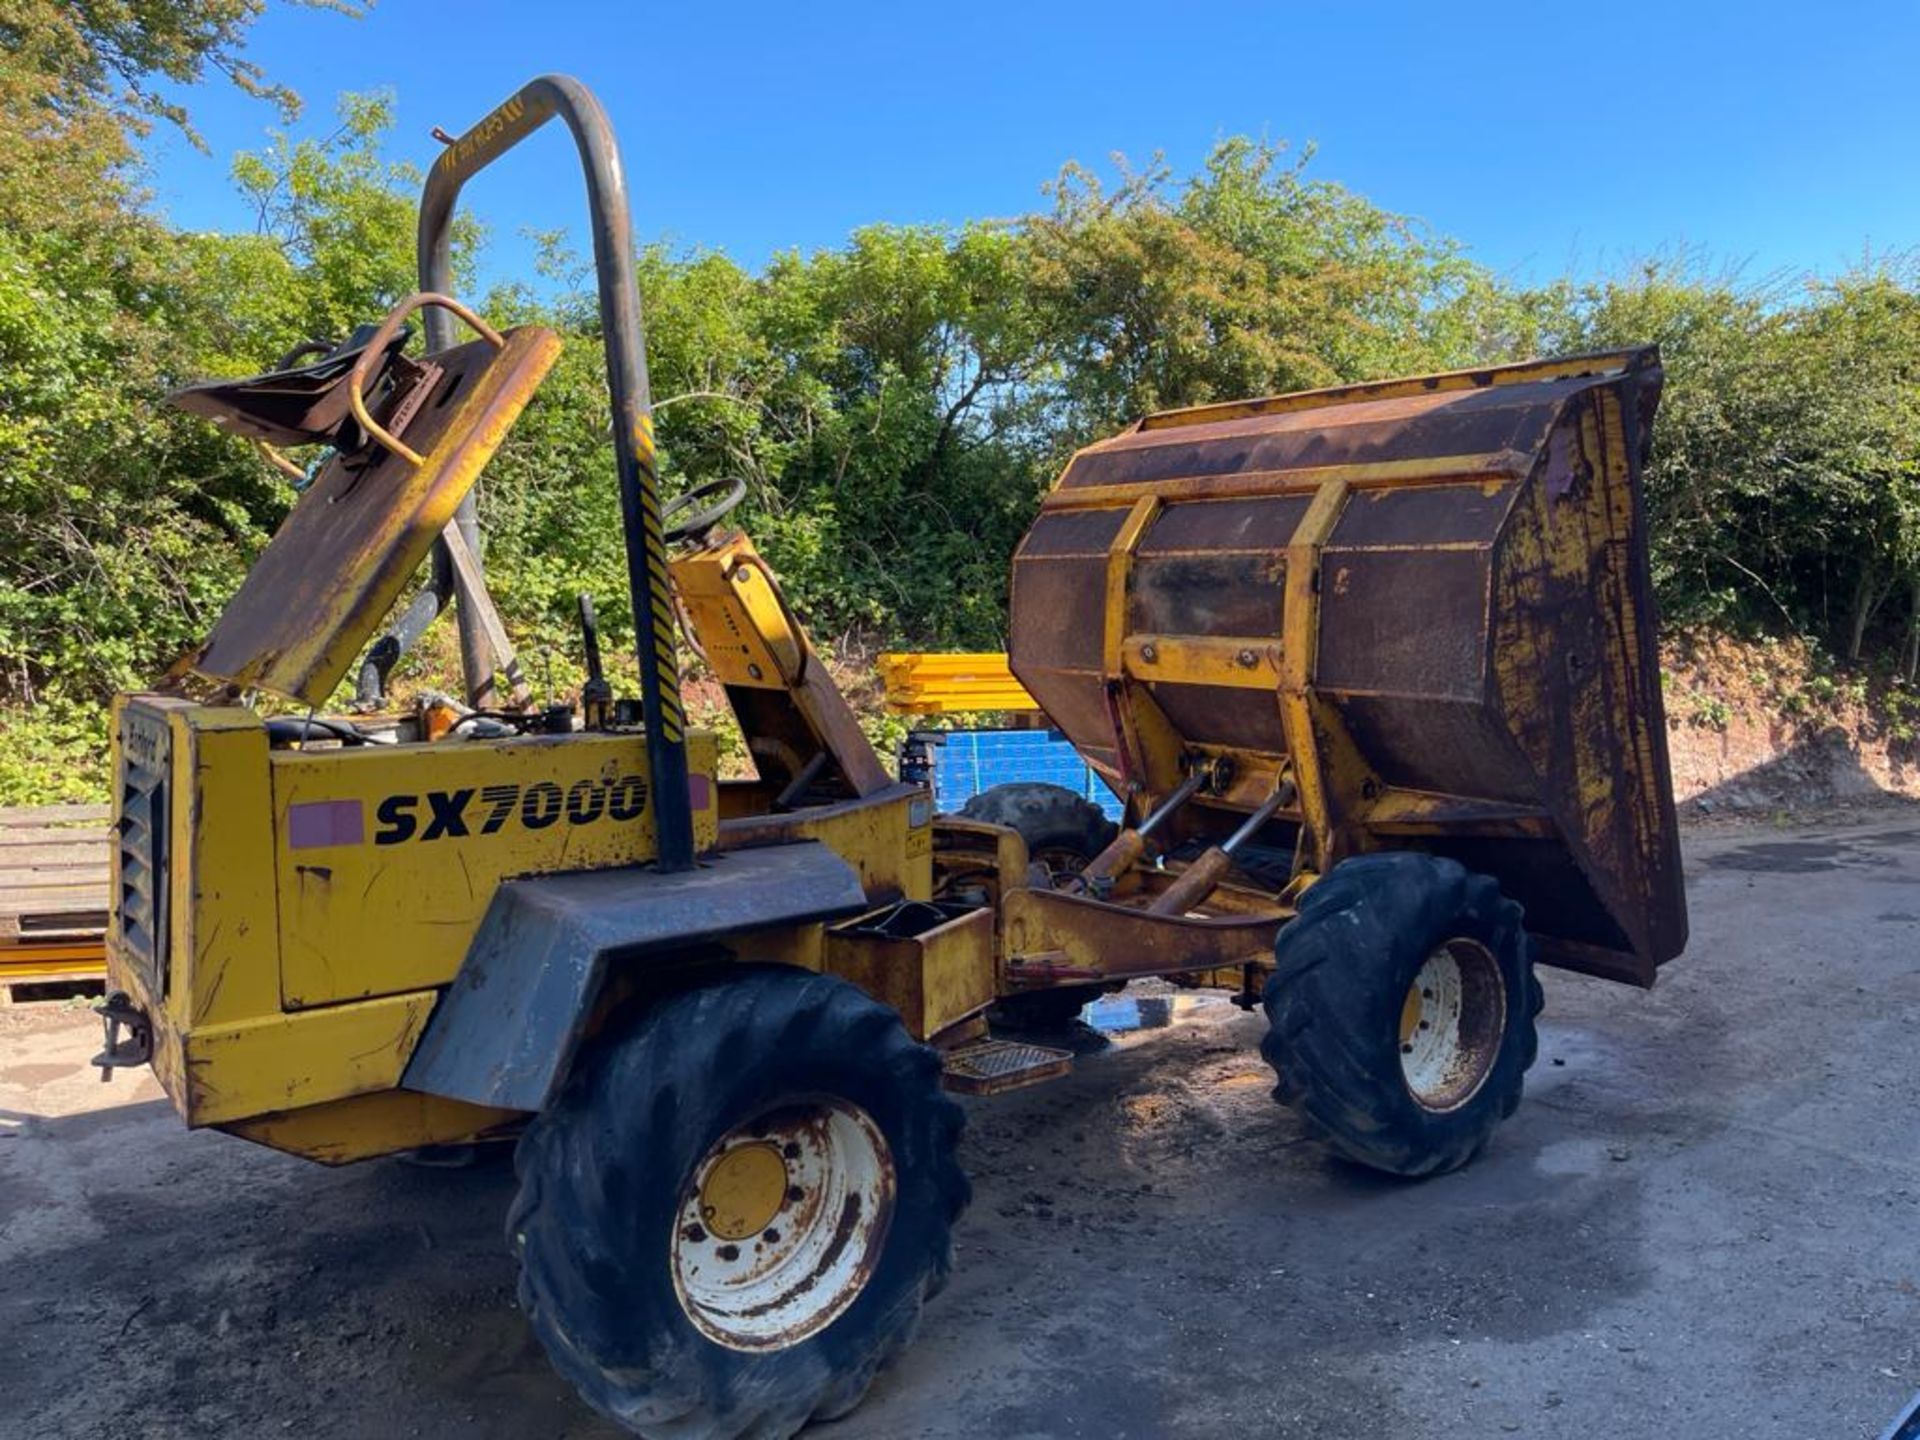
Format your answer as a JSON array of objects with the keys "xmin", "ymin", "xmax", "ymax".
[
  {"xmin": 1398, "ymin": 938, "xmax": 1505, "ymax": 1112},
  {"xmin": 670, "ymin": 1099, "xmax": 895, "ymax": 1352}
]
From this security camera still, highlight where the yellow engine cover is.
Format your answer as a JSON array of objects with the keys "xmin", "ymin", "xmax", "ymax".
[
  {"xmin": 271, "ymin": 731, "xmax": 718, "ymax": 1007},
  {"xmin": 105, "ymin": 695, "xmax": 719, "ymax": 1140}
]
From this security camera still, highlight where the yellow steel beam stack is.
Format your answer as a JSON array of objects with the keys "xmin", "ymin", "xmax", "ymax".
[{"xmin": 876, "ymin": 653, "xmax": 1037, "ymax": 715}]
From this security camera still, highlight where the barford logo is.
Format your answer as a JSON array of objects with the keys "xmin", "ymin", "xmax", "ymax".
[{"xmin": 373, "ymin": 774, "xmax": 648, "ymax": 845}]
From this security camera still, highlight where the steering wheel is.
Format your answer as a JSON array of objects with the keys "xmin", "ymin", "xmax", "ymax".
[{"xmin": 662, "ymin": 476, "xmax": 749, "ymax": 544}]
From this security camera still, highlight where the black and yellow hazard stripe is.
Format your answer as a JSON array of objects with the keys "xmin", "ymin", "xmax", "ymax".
[{"xmin": 630, "ymin": 410, "xmax": 686, "ymax": 746}]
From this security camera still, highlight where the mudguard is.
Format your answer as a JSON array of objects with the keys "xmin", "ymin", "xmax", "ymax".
[{"xmin": 402, "ymin": 841, "xmax": 869, "ymax": 1111}]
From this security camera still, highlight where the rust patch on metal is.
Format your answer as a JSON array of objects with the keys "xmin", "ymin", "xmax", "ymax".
[{"xmin": 186, "ymin": 325, "xmax": 561, "ymax": 707}]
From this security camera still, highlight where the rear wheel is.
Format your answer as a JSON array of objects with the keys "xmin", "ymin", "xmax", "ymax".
[
  {"xmin": 958, "ymin": 782, "xmax": 1118, "ymax": 1030},
  {"xmin": 510, "ymin": 967, "xmax": 969, "ymax": 1439},
  {"xmin": 1259, "ymin": 852, "xmax": 1542, "ymax": 1176}
]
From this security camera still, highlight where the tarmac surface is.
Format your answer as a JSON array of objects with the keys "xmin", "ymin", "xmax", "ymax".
[{"xmin": 3, "ymin": 808, "xmax": 1918, "ymax": 1438}]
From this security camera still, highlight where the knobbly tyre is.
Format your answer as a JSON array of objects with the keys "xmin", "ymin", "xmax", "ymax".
[{"xmin": 97, "ymin": 74, "xmax": 1686, "ymax": 1439}]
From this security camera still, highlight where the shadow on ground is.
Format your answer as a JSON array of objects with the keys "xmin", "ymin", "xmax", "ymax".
[{"xmin": 4, "ymin": 811, "xmax": 1919, "ymax": 1438}]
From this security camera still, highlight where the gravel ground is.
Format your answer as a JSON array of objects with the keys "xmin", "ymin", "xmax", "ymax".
[{"xmin": 2, "ymin": 809, "xmax": 1918, "ymax": 1439}]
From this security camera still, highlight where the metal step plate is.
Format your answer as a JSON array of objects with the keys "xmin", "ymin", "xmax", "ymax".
[{"xmin": 940, "ymin": 1038, "xmax": 1072, "ymax": 1097}]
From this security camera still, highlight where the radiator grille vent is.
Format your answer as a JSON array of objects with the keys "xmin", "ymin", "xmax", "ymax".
[{"xmin": 116, "ymin": 708, "xmax": 170, "ymax": 996}]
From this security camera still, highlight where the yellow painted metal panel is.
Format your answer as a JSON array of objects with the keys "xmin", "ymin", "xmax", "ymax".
[
  {"xmin": 1122, "ymin": 634, "xmax": 1282, "ymax": 690},
  {"xmin": 739, "ymin": 922, "xmax": 829, "ymax": 972},
  {"xmin": 825, "ymin": 905, "xmax": 994, "ymax": 1039},
  {"xmin": 673, "ymin": 539, "xmax": 799, "ymax": 690},
  {"xmin": 1276, "ymin": 480, "xmax": 1350, "ymax": 870},
  {"xmin": 271, "ymin": 729, "xmax": 720, "ymax": 1007},
  {"xmin": 674, "ymin": 534, "xmax": 893, "ymax": 796},
  {"xmin": 1041, "ymin": 454, "xmax": 1528, "ymax": 511},
  {"xmin": 1104, "ymin": 498, "xmax": 1160, "ymax": 678},
  {"xmin": 179, "ymin": 706, "xmax": 286, "ymax": 1030},
  {"xmin": 181, "ymin": 989, "xmax": 439, "ymax": 1125},
  {"xmin": 719, "ymin": 786, "xmax": 932, "ymax": 906},
  {"xmin": 220, "ymin": 1090, "xmax": 523, "ymax": 1164}
]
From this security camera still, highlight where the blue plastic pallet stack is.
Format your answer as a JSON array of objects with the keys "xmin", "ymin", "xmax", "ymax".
[{"xmin": 903, "ymin": 727, "xmax": 1125, "ymax": 822}]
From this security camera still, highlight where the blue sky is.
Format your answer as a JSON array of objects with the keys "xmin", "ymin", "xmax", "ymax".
[{"xmin": 144, "ymin": 0, "xmax": 1920, "ymax": 291}]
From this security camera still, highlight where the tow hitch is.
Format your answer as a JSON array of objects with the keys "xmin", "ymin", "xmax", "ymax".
[{"xmin": 91, "ymin": 991, "xmax": 152, "ymax": 1082}]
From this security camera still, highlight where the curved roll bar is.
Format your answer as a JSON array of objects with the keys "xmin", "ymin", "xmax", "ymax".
[{"xmin": 407, "ymin": 75, "xmax": 695, "ymax": 870}]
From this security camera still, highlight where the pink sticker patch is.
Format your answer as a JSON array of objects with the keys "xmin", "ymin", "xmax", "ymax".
[
  {"xmin": 687, "ymin": 774, "xmax": 713, "ymax": 812},
  {"xmin": 287, "ymin": 799, "xmax": 365, "ymax": 849}
]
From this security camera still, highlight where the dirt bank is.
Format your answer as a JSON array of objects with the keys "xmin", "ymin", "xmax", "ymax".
[{"xmin": 1662, "ymin": 632, "xmax": 1920, "ymax": 816}]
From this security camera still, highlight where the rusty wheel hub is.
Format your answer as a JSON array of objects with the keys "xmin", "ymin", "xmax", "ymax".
[
  {"xmin": 671, "ymin": 1099, "xmax": 895, "ymax": 1352},
  {"xmin": 1398, "ymin": 938, "xmax": 1506, "ymax": 1113}
]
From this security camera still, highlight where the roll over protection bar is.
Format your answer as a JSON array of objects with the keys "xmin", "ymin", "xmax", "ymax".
[{"xmin": 408, "ymin": 75, "xmax": 696, "ymax": 871}]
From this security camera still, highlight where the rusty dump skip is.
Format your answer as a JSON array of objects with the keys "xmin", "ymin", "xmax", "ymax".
[{"xmin": 1008, "ymin": 349, "xmax": 1685, "ymax": 985}]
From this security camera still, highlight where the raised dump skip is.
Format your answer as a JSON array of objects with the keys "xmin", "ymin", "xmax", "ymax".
[{"xmin": 1008, "ymin": 349, "xmax": 1685, "ymax": 986}]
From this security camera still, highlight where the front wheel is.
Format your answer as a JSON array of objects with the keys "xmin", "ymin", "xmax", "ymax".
[
  {"xmin": 509, "ymin": 967, "xmax": 969, "ymax": 1439},
  {"xmin": 1260, "ymin": 852, "xmax": 1542, "ymax": 1177}
]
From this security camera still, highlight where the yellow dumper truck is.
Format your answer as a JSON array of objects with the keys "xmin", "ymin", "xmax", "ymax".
[{"xmin": 99, "ymin": 74, "xmax": 1685, "ymax": 1439}]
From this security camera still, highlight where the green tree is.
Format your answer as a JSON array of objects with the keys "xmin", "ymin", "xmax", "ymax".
[
  {"xmin": 2, "ymin": 0, "xmax": 360, "ymax": 138},
  {"xmin": 1777, "ymin": 271, "xmax": 1920, "ymax": 665},
  {"xmin": 229, "ymin": 89, "xmax": 478, "ymax": 346},
  {"xmin": 10, "ymin": 5, "xmax": 1920, "ymax": 804},
  {"xmin": 0, "ymin": 0, "xmax": 363, "ymax": 800},
  {"xmin": 1542, "ymin": 258, "xmax": 1920, "ymax": 667},
  {"xmin": 1025, "ymin": 138, "xmax": 1495, "ymax": 439},
  {"xmin": 1536, "ymin": 261, "xmax": 1790, "ymax": 629}
]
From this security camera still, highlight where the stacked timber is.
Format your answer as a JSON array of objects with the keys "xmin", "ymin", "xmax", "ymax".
[{"xmin": 0, "ymin": 803, "xmax": 109, "ymax": 994}]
